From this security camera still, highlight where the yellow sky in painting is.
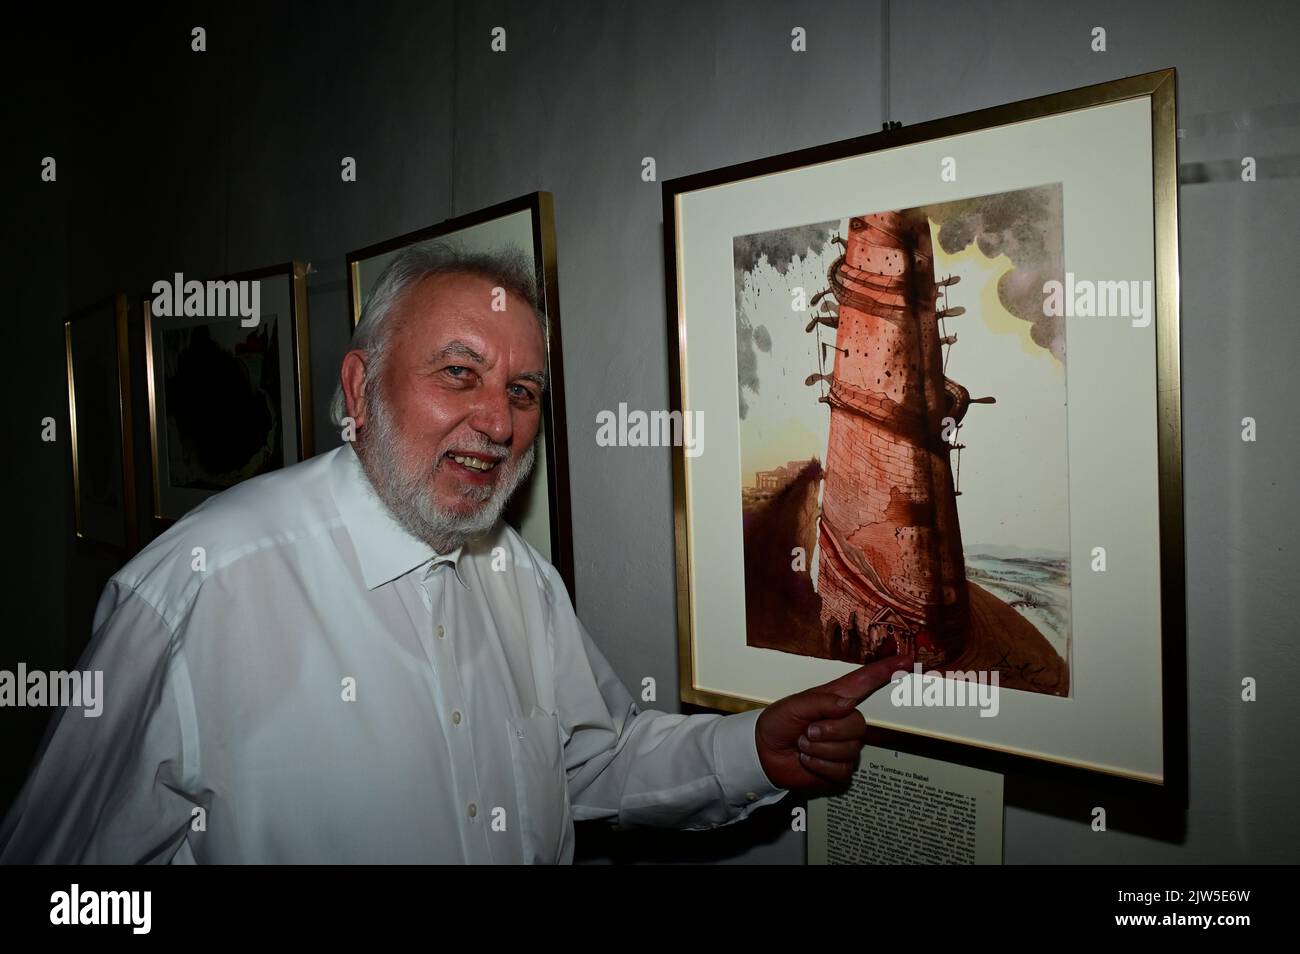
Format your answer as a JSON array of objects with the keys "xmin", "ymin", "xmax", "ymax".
[{"xmin": 926, "ymin": 217, "xmax": 1069, "ymax": 552}]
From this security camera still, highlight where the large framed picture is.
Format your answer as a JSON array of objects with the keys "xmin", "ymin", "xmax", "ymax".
[
  {"xmin": 65, "ymin": 293, "xmax": 138, "ymax": 550},
  {"xmin": 346, "ymin": 192, "xmax": 575, "ymax": 601},
  {"xmin": 143, "ymin": 262, "xmax": 314, "ymax": 527},
  {"xmin": 663, "ymin": 70, "xmax": 1184, "ymax": 793}
]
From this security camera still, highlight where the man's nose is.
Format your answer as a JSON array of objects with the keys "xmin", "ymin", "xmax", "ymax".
[{"xmin": 468, "ymin": 387, "xmax": 513, "ymax": 447}]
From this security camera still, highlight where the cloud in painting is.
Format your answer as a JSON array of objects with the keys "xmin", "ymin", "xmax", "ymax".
[
  {"xmin": 733, "ymin": 220, "xmax": 838, "ymax": 418},
  {"xmin": 922, "ymin": 184, "xmax": 1065, "ymax": 362}
]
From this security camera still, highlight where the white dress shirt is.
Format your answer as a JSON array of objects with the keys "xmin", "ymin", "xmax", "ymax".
[{"xmin": 0, "ymin": 443, "xmax": 786, "ymax": 863}]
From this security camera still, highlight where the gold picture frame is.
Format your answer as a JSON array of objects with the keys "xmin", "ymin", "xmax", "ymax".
[
  {"xmin": 65, "ymin": 292, "xmax": 138, "ymax": 551},
  {"xmin": 143, "ymin": 261, "xmax": 313, "ymax": 530},
  {"xmin": 663, "ymin": 70, "xmax": 1184, "ymax": 797}
]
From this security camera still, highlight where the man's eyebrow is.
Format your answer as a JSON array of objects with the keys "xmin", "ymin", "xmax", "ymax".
[
  {"xmin": 516, "ymin": 370, "xmax": 549, "ymax": 392},
  {"xmin": 430, "ymin": 341, "xmax": 487, "ymax": 365}
]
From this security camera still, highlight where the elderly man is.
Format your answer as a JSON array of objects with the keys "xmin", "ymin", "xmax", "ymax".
[{"xmin": 1, "ymin": 244, "xmax": 908, "ymax": 863}]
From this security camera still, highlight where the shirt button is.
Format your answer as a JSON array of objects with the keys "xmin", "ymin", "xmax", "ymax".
[
  {"xmin": 437, "ymin": 624, "xmax": 445, "ymax": 638},
  {"xmin": 452, "ymin": 711, "xmax": 462, "ymax": 725},
  {"xmin": 745, "ymin": 792, "xmax": 758, "ymax": 802},
  {"xmin": 468, "ymin": 803, "xmax": 477, "ymax": 819}
]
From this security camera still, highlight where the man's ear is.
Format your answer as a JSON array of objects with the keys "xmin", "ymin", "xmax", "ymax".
[{"xmin": 340, "ymin": 350, "xmax": 370, "ymax": 428}]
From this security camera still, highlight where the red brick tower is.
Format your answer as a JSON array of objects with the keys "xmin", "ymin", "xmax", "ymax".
[{"xmin": 807, "ymin": 211, "xmax": 975, "ymax": 667}]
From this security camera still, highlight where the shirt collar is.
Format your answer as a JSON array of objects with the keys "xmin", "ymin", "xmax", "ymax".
[{"xmin": 330, "ymin": 443, "xmax": 470, "ymax": 591}]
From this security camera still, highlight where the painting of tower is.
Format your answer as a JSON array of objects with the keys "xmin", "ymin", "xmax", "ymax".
[
  {"xmin": 811, "ymin": 210, "xmax": 979, "ymax": 668},
  {"xmin": 734, "ymin": 184, "xmax": 1073, "ymax": 696}
]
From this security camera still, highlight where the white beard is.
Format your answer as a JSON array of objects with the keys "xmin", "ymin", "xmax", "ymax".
[{"xmin": 356, "ymin": 384, "xmax": 537, "ymax": 554}]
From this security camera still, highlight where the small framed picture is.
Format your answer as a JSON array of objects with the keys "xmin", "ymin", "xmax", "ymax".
[
  {"xmin": 346, "ymin": 193, "xmax": 575, "ymax": 601},
  {"xmin": 65, "ymin": 293, "xmax": 137, "ymax": 550},
  {"xmin": 663, "ymin": 70, "xmax": 1184, "ymax": 793},
  {"xmin": 143, "ymin": 262, "xmax": 313, "ymax": 526}
]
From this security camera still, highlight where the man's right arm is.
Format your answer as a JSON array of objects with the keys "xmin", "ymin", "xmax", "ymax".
[{"xmin": 0, "ymin": 580, "xmax": 200, "ymax": 863}]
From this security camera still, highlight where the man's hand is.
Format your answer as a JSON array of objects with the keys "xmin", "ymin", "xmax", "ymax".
[{"xmin": 755, "ymin": 652, "xmax": 914, "ymax": 794}]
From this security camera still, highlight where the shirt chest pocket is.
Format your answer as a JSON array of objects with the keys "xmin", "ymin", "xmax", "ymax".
[{"xmin": 507, "ymin": 708, "xmax": 573, "ymax": 864}]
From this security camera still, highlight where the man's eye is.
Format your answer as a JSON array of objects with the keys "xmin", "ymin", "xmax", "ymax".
[
  {"xmin": 510, "ymin": 384, "xmax": 538, "ymax": 402},
  {"xmin": 444, "ymin": 366, "xmax": 470, "ymax": 378}
]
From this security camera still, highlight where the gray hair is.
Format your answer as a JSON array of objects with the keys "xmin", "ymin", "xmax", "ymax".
[{"xmin": 330, "ymin": 241, "xmax": 546, "ymax": 428}]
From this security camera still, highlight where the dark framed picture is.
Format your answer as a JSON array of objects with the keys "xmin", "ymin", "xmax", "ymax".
[
  {"xmin": 346, "ymin": 192, "xmax": 575, "ymax": 601},
  {"xmin": 143, "ymin": 262, "xmax": 314, "ymax": 527},
  {"xmin": 64, "ymin": 293, "xmax": 138, "ymax": 550},
  {"xmin": 663, "ymin": 70, "xmax": 1184, "ymax": 793}
]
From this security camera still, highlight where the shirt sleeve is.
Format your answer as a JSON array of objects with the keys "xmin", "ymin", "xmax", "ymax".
[
  {"xmin": 545, "ymin": 569, "xmax": 788, "ymax": 830},
  {"xmin": 0, "ymin": 579, "xmax": 200, "ymax": 864}
]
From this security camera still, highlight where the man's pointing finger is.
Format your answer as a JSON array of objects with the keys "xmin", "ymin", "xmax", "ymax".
[{"xmin": 816, "ymin": 652, "xmax": 914, "ymax": 707}]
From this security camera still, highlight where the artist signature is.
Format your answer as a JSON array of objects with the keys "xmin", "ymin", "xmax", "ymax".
[{"xmin": 994, "ymin": 650, "xmax": 1058, "ymax": 691}]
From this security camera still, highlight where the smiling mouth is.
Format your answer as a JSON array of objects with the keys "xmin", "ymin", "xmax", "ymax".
[{"xmin": 446, "ymin": 452, "xmax": 502, "ymax": 473}]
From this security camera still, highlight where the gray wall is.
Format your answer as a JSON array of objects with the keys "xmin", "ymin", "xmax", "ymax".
[{"xmin": 4, "ymin": 0, "xmax": 1297, "ymax": 863}]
